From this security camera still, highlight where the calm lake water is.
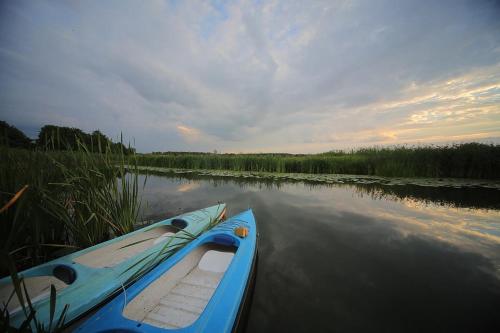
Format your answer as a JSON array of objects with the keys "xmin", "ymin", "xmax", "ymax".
[{"xmin": 137, "ymin": 173, "xmax": 500, "ymax": 332}]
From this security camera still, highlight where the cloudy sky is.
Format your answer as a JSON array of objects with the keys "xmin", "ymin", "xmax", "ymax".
[{"xmin": 1, "ymin": 0, "xmax": 499, "ymax": 153}]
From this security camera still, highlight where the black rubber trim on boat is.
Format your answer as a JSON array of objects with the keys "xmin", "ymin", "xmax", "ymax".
[{"xmin": 232, "ymin": 234, "xmax": 259, "ymax": 333}]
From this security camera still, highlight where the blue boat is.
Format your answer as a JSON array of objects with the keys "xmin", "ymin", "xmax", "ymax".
[
  {"xmin": 0, "ymin": 204, "xmax": 226, "ymax": 330},
  {"xmin": 75, "ymin": 209, "xmax": 258, "ymax": 333}
]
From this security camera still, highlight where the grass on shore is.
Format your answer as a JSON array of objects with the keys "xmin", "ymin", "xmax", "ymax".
[{"xmin": 137, "ymin": 143, "xmax": 500, "ymax": 179}]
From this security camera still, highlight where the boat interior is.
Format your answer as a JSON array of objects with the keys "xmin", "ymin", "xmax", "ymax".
[
  {"xmin": 74, "ymin": 219, "xmax": 188, "ymax": 268},
  {"xmin": 123, "ymin": 242, "xmax": 237, "ymax": 329},
  {"xmin": 0, "ymin": 265, "xmax": 75, "ymax": 314}
]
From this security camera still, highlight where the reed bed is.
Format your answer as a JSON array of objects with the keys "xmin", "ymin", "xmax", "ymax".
[
  {"xmin": 0, "ymin": 144, "xmax": 142, "ymax": 274},
  {"xmin": 137, "ymin": 143, "xmax": 500, "ymax": 179}
]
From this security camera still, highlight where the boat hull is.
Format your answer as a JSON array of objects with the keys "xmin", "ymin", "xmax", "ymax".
[
  {"xmin": 231, "ymin": 234, "xmax": 258, "ymax": 333},
  {"xmin": 75, "ymin": 209, "xmax": 258, "ymax": 333},
  {"xmin": 0, "ymin": 204, "xmax": 226, "ymax": 329}
]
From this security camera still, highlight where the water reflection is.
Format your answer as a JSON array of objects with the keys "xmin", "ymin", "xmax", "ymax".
[
  {"xmin": 353, "ymin": 183, "xmax": 500, "ymax": 210},
  {"xmin": 137, "ymin": 174, "xmax": 500, "ymax": 332},
  {"xmin": 143, "ymin": 171, "xmax": 500, "ymax": 210},
  {"xmin": 176, "ymin": 182, "xmax": 200, "ymax": 192}
]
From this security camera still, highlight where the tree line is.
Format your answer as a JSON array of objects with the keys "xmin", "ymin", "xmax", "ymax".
[{"xmin": 0, "ymin": 120, "xmax": 135, "ymax": 154}]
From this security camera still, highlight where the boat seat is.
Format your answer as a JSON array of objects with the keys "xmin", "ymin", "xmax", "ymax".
[
  {"xmin": 142, "ymin": 250, "xmax": 234, "ymax": 328},
  {"xmin": 124, "ymin": 245, "xmax": 235, "ymax": 329},
  {"xmin": 153, "ymin": 219, "xmax": 188, "ymax": 245},
  {"xmin": 198, "ymin": 250, "xmax": 234, "ymax": 273},
  {"xmin": 0, "ymin": 275, "xmax": 68, "ymax": 314},
  {"xmin": 74, "ymin": 225, "xmax": 182, "ymax": 268},
  {"xmin": 153, "ymin": 232, "xmax": 176, "ymax": 245}
]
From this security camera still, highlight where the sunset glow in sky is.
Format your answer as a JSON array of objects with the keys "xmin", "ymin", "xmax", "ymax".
[{"xmin": 1, "ymin": 0, "xmax": 499, "ymax": 152}]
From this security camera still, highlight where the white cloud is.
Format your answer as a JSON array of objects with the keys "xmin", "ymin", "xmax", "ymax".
[{"xmin": 0, "ymin": 0, "xmax": 499, "ymax": 152}]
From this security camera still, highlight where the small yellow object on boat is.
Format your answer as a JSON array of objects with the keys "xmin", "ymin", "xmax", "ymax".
[{"xmin": 234, "ymin": 226, "xmax": 249, "ymax": 238}]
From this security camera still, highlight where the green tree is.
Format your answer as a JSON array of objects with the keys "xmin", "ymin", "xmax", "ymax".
[{"xmin": 0, "ymin": 120, "xmax": 33, "ymax": 148}]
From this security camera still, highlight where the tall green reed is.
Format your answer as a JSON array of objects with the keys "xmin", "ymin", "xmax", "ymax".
[
  {"xmin": 0, "ymin": 140, "xmax": 143, "ymax": 274},
  {"xmin": 43, "ymin": 140, "xmax": 142, "ymax": 247},
  {"xmin": 0, "ymin": 139, "xmax": 146, "ymax": 332},
  {"xmin": 0, "ymin": 148, "xmax": 70, "ymax": 272},
  {"xmin": 136, "ymin": 143, "xmax": 500, "ymax": 179}
]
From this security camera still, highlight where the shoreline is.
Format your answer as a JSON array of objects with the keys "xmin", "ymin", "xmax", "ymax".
[{"xmin": 129, "ymin": 165, "xmax": 500, "ymax": 189}]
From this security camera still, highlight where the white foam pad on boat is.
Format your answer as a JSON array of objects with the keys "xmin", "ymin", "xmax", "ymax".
[
  {"xmin": 153, "ymin": 232, "xmax": 176, "ymax": 245},
  {"xmin": 198, "ymin": 250, "xmax": 234, "ymax": 273}
]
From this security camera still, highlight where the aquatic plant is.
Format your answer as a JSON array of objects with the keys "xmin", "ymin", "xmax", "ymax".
[
  {"xmin": 0, "ymin": 141, "xmax": 143, "ymax": 274},
  {"xmin": 136, "ymin": 143, "xmax": 500, "ymax": 179},
  {"xmin": 0, "ymin": 148, "xmax": 71, "ymax": 272},
  {"xmin": 131, "ymin": 165, "xmax": 500, "ymax": 189},
  {"xmin": 43, "ymin": 141, "xmax": 142, "ymax": 247}
]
